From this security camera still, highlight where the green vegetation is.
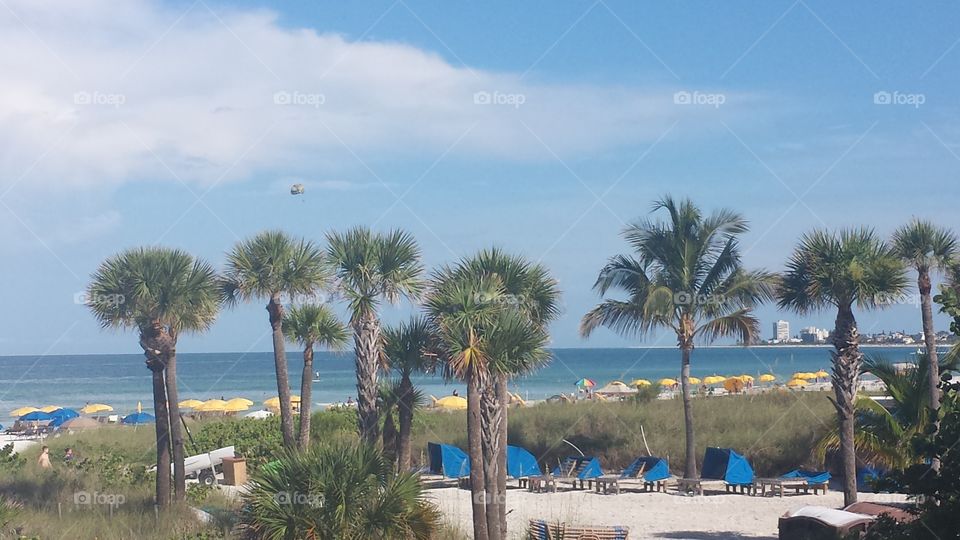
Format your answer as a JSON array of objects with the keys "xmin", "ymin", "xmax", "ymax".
[{"xmin": 239, "ymin": 443, "xmax": 440, "ymax": 539}]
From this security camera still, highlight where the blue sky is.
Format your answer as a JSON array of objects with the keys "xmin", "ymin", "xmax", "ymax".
[{"xmin": 1, "ymin": 0, "xmax": 958, "ymax": 355}]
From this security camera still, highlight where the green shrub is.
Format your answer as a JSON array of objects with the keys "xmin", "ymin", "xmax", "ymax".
[{"xmin": 191, "ymin": 417, "xmax": 284, "ymax": 472}]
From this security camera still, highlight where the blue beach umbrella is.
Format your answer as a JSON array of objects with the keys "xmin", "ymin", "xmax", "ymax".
[
  {"xmin": 50, "ymin": 408, "xmax": 79, "ymax": 420},
  {"xmin": 19, "ymin": 411, "xmax": 54, "ymax": 422},
  {"xmin": 121, "ymin": 412, "xmax": 155, "ymax": 425}
]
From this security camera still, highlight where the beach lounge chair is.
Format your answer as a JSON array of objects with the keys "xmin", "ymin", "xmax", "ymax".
[
  {"xmin": 550, "ymin": 456, "xmax": 603, "ymax": 490},
  {"xmin": 676, "ymin": 447, "xmax": 754, "ymax": 495},
  {"xmin": 595, "ymin": 456, "xmax": 671, "ymax": 494},
  {"xmin": 528, "ymin": 519, "xmax": 629, "ymax": 540},
  {"xmin": 754, "ymin": 469, "xmax": 831, "ymax": 497},
  {"xmin": 778, "ymin": 506, "xmax": 874, "ymax": 539}
]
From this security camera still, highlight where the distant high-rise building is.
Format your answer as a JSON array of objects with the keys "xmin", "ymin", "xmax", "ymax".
[{"xmin": 773, "ymin": 320, "xmax": 790, "ymax": 342}]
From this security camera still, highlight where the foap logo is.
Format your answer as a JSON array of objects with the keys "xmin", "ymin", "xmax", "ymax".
[
  {"xmin": 873, "ymin": 91, "xmax": 925, "ymax": 108},
  {"xmin": 73, "ymin": 91, "xmax": 126, "ymax": 109},
  {"xmin": 74, "ymin": 291, "xmax": 125, "ymax": 307},
  {"xmin": 74, "ymin": 490, "xmax": 125, "ymax": 506},
  {"xmin": 874, "ymin": 292, "xmax": 922, "ymax": 308},
  {"xmin": 273, "ymin": 90, "xmax": 326, "ymax": 108},
  {"xmin": 473, "ymin": 90, "xmax": 526, "ymax": 109},
  {"xmin": 673, "ymin": 291, "xmax": 730, "ymax": 307},
  {"xmin": 473, "ymin": 291, "xmax": 525, "ymax": 306},
  {"xmin": 273, "ymin": 491, "xmax": 324, "ymax": 507},
  {"xmin": 279, "ymin": 291, "xmax": 332, "ymax": 306},
  {"xmin": 673, "ymin": 90, "xmax": 725, "ymax": 108}
]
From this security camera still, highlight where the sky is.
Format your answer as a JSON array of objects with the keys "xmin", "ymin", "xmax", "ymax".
[{"xmin": 1, "ymin": 0, "xmax": 959, "ymax": 355}]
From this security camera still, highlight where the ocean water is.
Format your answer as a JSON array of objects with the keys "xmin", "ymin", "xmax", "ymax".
[{"xmin": 0, "ymin": 347, "xmax": 922, "ymax": 415}]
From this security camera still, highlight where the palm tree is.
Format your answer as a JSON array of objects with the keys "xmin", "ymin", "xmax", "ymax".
[
  {"xmin": 581, "ymin": 196, "xmax": 775, "ymax": 479},
  {"xmin": 222, "ymin": 231, "xmax": 330, "ymax": 448},
  {"xmin": 283, "ymin": 304, "xmax": 349, "ymax": 449},
  {"xmin": 892, "ymin": 220, "xmax": 957, "ymax": 424},
  {"xmin": 817, "ymin": 354, "xmax": 958, "ymax": 470},
  {"xmin": 326, "ymin": 227, "xmax": 424, "ymax": 445},
  {"xmin": 425, "ymin": 252, "xmax": 556, "ymax": 540},
  {"xmin": 778, "ymin": 228, "xmax": 908, "ymax": 505},
  {"xmin": 451, "ymin": 248, "xmax": 559, "ymax": 539},
  {"xmin": 239, "ymin": 443, "xmax": 441, "ymax": 539},
  {"xmin": 383, "ymin": 317, "xmax": 435, "ymax": 471},
  {"xmin": 87, "ymin": 247, "xmax": 219, "ymax": 506}
]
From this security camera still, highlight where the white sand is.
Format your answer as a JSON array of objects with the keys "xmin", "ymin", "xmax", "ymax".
[{"xmin": 428, "ymin": 485, "xmax": 907, "ymax": 539}]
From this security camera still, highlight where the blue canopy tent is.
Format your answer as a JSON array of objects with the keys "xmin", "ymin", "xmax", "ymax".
[
  {"xmin": 701, "ymin": 447, "xmax": 754, "ymax": 486},
  {"xmin": 622, "ymin": 456, "xmax": 670, "ymax": 482},
  {"xmin": 551, "ymin": 456, "xmax": 602, "ymax": 479},
  {"xmin": 782, "ymin": 469, "xmax": 831, "ymax": 485},
  {"xmin": 427, "ymin": 443, "xmax": 470, "ymax": 478},
  {"xmin": 18, "ymin": 411, "xmax": 54, "ymax": 422},
  {"xmin": 49, "ymin": 408, "xmax": 80, "ymax": 428},
  {"xmin": 506, "ymin": 445, "xmax": 541, "ymax": 479},
  {"xmin": 121, "ymin": 412, "xmax": 155, "ymax": 425}
]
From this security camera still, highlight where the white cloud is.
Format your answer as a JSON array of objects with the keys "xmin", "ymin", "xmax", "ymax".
[{"xmin": 0, "ymin": 0, "xmax": 757, "ymax": 194}]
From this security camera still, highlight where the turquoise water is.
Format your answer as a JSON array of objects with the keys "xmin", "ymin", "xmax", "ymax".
[{"xmin": 0, "ymin": 347, "xmax": 922, "ymax": 415}]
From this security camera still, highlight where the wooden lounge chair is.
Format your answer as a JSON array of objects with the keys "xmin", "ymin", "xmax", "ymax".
[
  {"xmin": 596, "ymin": 457, "xmax": 671, "ymax": 494},
  {"xmin": 528, "ymin": 519, "xmax": 629, "ymax": 540},
  {"xmin": 552, "ymin": 457, "xmax": 600, "ymax": 490}
]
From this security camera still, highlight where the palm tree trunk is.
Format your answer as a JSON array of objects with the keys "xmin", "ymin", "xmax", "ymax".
[
  {"xmin": 268, "ymin": 295, "xmax": 295, "ymax": 448},
  {"xmin": 165, "ymin": 350, "xmax": 185, "ymax": 501},
  {"xmin": 680, "ymin": 346, "xmax": 697, "ymax": 479},
  {"xmin": 298, "ymin": 346, "xmax": 315, "ymax": 449},
  {"xmin": 397, "ymin": 374, "xmax": 415, "ymax": 472},
  {"xmin": 382, "ymin": 407, "xmax": 398, "ymax": 465},
  {"xmin": 495, "ymin": 373, "xmax": 509, "ymax": 539},
  {"xmin": 832, "ymin": 304, "xmax": 861, "ymax": 506},
  {"xmin": 918, "ymin": 269, "xmax": 941, "ymax": 471},
  {"xmin": 466, "ymin": 369, "xmax": 488, "ymax": 540},
  {"xmin": 353, "ymin": 315, "xmax": 381, "ymax": 445},
  {"xmin": 148, "ymin": 359, "xmax": 171, "ymax": 507},
  {"xmin": 480, "ymin": 382, "xmax": 502, "ymax": 540}
]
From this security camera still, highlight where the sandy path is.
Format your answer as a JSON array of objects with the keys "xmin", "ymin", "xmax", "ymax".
[{"xmin": 427, "ymin": 485, "xmax": 906, "ymax": 539}]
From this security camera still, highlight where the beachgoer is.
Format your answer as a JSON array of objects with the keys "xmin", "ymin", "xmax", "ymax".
[
  {"xmin": 346, "ymin": 397, "xmax": 354, "ymax": 406},
  {"xmin": 452, "ymin": 389, "xmax": 459, "ymax": 397},
  {"xmin": 38, "ymin": 446, "xmax": 51, "ymax": 469},
  {"xmin": 64, "ymin": 448, "xmax": 74, "ymax": 463}
]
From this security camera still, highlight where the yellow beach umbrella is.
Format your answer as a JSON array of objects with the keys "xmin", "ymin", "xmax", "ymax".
[
  {"xmin": 704, "ymin": 375, "xmax": 726, "ymax": 385},
  {"xmin": 10, "ymin": 406, "xmax": 38, "ymax": 417},
  {"xmin": 229, "ymin": 398, "xmax": 254, "ymax": 406},
  {"xmin": 659, "ymin": 378, "xmax": 678, "ymax": 386},
  {"xmin": 223, "ymin": 399, "xmax": 251, "ymax": 412},
  {"xmin": 759, "ymin": 374, "xmax": 777, "ymax": 383},
  {"xmin": 39, "ymin": 405, "xmax": 62, "ymax": 413},
  {"xmin": 137, "ymin": 401, "xmax": 142, "ymax": 414},
  {"xmin": 814, "ymin": 370, "xmax": 830, "ymax": 378},
  {"xmin": 433, "ymin": 395, "xmax": 467, "ymax": 410},
  {"xmin": 80, "ymin": 403, "xmax": 113, "ymax": 414},
  {"xmin": 196, "ymin": 399, "xmax": 228, "ymax": 412},
  {"xmin": 630, "ymin": 379, "xmax": 652, "ymax": 387},
  {"xmin": 724, "ymin": 377, "xmax": 745, "ymax": 393},
  {"xmin": 687, "ymin": 377, "xmax": 702, "ymax": 385},
  {"xmin": 786, "ymin": 378, "xmax": 808, "ymax": 388},
  {"xmin": 179, "ymin": 399, "xmax": 204, "ymax": 409},
  {"xmin": 738, "ymin": 374, "xmax": 754, "ymax": 382},
  {"xmin": 264, "ymin": 396, "xmax": 301, "ymax": 409},
  {"xmin": 792, "ymin": 372, "xmax": 815, "ymax": 380}
]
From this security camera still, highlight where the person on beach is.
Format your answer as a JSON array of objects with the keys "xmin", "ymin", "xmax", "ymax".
[
  {"xmin": 37, "ymin": 446, "xmax": 51, "ymax": 469},
  {"xmin": 452, "ymin": 389, "xmax": 459, "ymax": 397},
  {"xmin": 64, "ymin": 448, "xmax": 74, "ymax": 463}
]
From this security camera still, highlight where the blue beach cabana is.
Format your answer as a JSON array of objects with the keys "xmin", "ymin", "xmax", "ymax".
[
  {"xmin": 701, "ymin": 447, "xmax": 754, "ymax": 489},
  {"xmin": 427, "ymin": 442, "xmax": 470, "ymax": 478},
  {"xmin": 506, "ymin": 445, "xmax": 541, "ymax": 479},
  {"xmin": 121, "ymin": 412, "xmax": 155, "ymax": 425}
]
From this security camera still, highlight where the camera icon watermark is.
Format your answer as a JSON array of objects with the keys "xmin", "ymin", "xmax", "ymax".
[
  {"xmin": 73, "ymin": 91, "xmax": 126, "ymax": 109},
  {"xmin": 74, "ymin": 490, "xmax": 125, "ymax": 506},
  {"xmin": 874, "ymin": 292, "xmax": 922, "ymax": 307},
  {"xmin": 74, "ymin": 291, "xmax": 125, "ymax": 307},
  {"xmin": 873, "ymin": 91, "xmax": 924, "ymax": 108},
  {"xmin": 273, "ymin": 90, "xmax": 326, "ymax": 108},
  {"xmin": 473, "ymin": 90, "xmax": 526, "ymax": 109},
  {"xmin": 273, "ymin": 491, "xmax": 324, "ymax": 508},
  {"xmin": 673, "ymin": 90, "xmax": 725, "ymax": 108}
]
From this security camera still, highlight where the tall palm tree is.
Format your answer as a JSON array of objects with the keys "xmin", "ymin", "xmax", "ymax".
[
  {"xmin": 426, "ymin": 253, "xmax": 556, "ymax": 540},
  {"xmin": 581, "ymin": 196, "xmax": 775, "ymax": 479},
  {"xmin": 892, "ymin": 220, "xmax": 957, "ymax": 425},
  {"xmin": 452, "ymin": 248, "xmax": 559, "ymax": 539},
  {"xmin": 222, "ymin": 231, "xmax": 330, "ymax": 448},
  {"xmin": 87, "ymin": 247, "xmax": 219, "ymax": 506},
  {"xmin": 817, "ymin": 354, "xmax": 958, "ymax": 470},
  {"xmin": 778, "ymin": 228, "xmax": 908, "ymax": 505},
  {"xmin": 240, "ymin": 443, "xmax": 441, "ymax": 539},
  {"xmin": 326, "ymin": 227, "xmax": 424, "ymax": 445},
  {"xmin": 283, "ymin": 304, "xmax": 349, "ymax": 449},
  {"xmin": 383, "ymin": 317, "xmax": 436, "ymax": 471}
]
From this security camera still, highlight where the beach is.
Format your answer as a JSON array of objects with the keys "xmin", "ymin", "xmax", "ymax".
[{"xmin": 428, "ymin": 486, "xmax": 908, "ymax": 539}]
